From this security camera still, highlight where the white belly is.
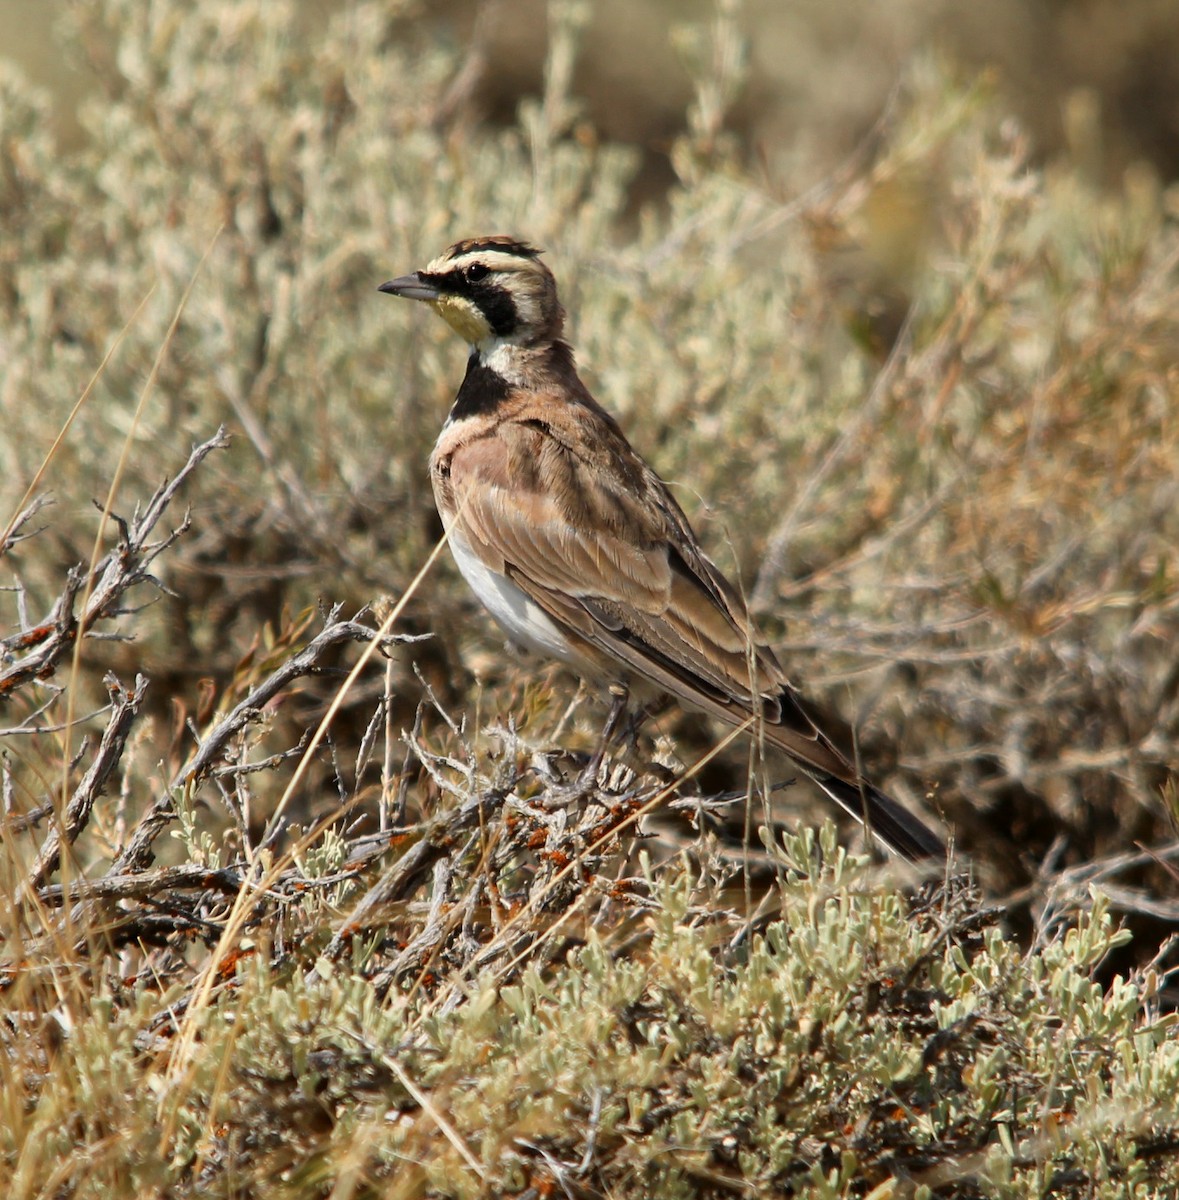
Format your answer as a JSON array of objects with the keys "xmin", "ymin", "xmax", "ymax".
[{"xmin": 448, "ymin": 530, "xmax": 577, "ymax": 664}]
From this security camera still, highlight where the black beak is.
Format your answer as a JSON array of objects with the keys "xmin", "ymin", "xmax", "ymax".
[{"xmin": 378, "ymin": 272, "xmax": 439, "ymax": 301}]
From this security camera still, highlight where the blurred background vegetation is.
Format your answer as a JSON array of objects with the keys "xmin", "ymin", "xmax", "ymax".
[
  {"xmin": 2, "ymin": 1, "xmax": 1179, "ymax": 1191},
  {"xmin": 3, "ymin": 0, "xmax": 1176, "ymax": 889}
]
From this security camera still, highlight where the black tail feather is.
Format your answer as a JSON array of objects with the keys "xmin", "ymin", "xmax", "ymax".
[{"xmin": 814, "ymin": 772, "xmax": 946, "ymax": 863}]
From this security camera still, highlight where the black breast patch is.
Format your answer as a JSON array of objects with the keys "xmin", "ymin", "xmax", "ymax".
[{"xmin": 450, "ymin": 353, "xmax": 512, "ymax": 420}]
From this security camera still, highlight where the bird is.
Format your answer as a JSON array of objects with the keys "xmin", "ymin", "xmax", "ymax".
[{"xmin": 378, "ymin": 236, "xmax": 946, "ymax": 863}]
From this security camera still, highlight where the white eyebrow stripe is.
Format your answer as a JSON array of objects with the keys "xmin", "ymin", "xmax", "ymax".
[{"xmin": 426, "ymin": 250, "xmax": 542, "ymax": 276}]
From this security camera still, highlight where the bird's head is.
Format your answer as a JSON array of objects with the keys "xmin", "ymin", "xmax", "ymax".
[{"xmin": 379, "ymin": 236, "xmax": 564, "ymax": 350}]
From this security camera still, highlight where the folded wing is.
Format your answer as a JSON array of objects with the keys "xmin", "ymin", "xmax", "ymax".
[{"xmin": 444, "ymin": 415, "xmax": 945, "ymax": 862}]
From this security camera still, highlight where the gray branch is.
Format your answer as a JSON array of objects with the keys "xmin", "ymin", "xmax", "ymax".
[
  {"xmin": 110, "ymin": 612, "xmax": 426, "ymax": 874},
  {"xmin": 27, "ymin": 673, "xmax": 148, "ymax": 890},
  {"xmin": 0, "ymin": 428, "xmax": 232, "ymax": 696}
]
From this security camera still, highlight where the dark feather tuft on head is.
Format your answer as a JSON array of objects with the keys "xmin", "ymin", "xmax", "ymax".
[{"xmin": 445, "ymin": 236, "xmax": 542, "ymax": 261}]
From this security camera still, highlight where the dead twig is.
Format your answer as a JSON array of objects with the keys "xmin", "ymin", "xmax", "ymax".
[
  {"xmin": 110, "ymin": 610, "xmax": 427, "ymax": 875},
  {"xmin": 27, "ymin": 673, "xmax": 149, "ymax": 891},
  {"xmin": 0, "ymin": 429, "xmax": 232, "ymax": 697},
  {"xmin": 0, "ymin": 495, "xmax": 54, "ymax": 560}
]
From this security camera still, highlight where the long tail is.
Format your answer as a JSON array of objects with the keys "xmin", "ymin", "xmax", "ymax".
[{"xmin": 810, "ymin": 770, "xmax": 946, "ymax": 863}]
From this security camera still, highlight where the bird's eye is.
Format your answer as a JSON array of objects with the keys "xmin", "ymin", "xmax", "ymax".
[{"xmin": 465, "ymin": 263, "xmax": 489, "ymax": 283}]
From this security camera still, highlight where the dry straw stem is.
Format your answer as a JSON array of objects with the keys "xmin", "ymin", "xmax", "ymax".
[
  {"xmin": 0, "ymin": 283, "xmax": 157, "ymax": 558},
  {"xmin": 58, "ymin": 226, "xmax": 221, "ymax": 823},
  {"xmin": 160, "ymin": 526, "xmax": 454, "ymax": 1150},
  {"xmin": 4, "ymin": 429, "xmax": 231, "ymax": 950},
  {"xmin": 25, "ymin": 672, "xmax": 147, "ymax": 891}
]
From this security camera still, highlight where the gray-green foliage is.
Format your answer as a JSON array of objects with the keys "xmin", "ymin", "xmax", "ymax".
[
  {"xmin": 7, "ymin": 829, "xmax": 1176, "ymax": 1197},
  {"xmin": 3, "ymin": 2, "xmax": 1179, "ymax": 1196},
  {"xmin": 3, "ymin": 0, "xmax": 639, "ymax": 667}
]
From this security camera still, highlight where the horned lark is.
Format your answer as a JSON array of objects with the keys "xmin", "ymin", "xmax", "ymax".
[{"xmin": 379, "ymin": 236, "xmax": 946, "ymax": 862}]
